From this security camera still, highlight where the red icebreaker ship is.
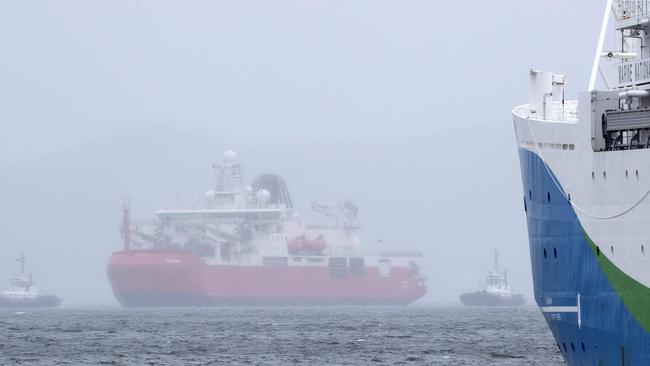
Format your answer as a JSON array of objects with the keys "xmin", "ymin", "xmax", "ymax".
[{"xmin": 107, "ymin": 151, "xmax": 427, "ymax": 306}]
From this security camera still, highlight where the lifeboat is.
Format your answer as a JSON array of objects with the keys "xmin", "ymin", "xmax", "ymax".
[{"xmin": 286, "ymin": 236, "xmax": 327, "ymax": 254}]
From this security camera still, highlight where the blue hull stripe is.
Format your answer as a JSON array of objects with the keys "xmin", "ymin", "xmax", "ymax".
[{"xmin": 519, "ymin": 148, "xmax": 650, "ymax": 365}]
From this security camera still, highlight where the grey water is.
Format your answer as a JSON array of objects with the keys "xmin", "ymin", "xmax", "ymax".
[{"xmin": 0, "ymin": 306, "xmax": 562, "ymax": 365}]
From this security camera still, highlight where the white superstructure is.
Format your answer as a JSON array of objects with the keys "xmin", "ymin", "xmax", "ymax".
[{"xmin": 124, "ymin": 151, "xmax": 420, "ymax": 270}]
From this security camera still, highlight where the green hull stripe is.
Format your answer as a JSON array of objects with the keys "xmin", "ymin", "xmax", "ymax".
[{"xmin": 585, "ymin": 232, "xmax": 650, "ymax": 332}]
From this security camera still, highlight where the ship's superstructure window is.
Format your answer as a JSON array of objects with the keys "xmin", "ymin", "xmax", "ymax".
[
  {"xmin": 611, "ymin": 245, "xmax": 615, "ymax": 256},
  {"xmin": 520, "ymin": 141, "xmax": 576, "ymax": 151},
  {"xmin": 636, "ymin": 169, "xmax": 640, "ymax": 181},
  {"xmin": 592, "ymin": 172, "xmax": 595, "ymax": 182},
  {"xmin": 603, "ymin": 171, "xmax": 607, "ymax": 182},
  {"xmin": 547, "ymin": 192, "xmax": 551, "ymax": 203},
  {"xmin": 543, "ymin": 248, "xmax": 547, "ymax": 259},
  {"xmin": 642, "ymin": 245, "xmax": 645, "ymax": 256},
  {"xmin": 553, "ymin": 248, "xmax": 557, "ymax": 259},
  {"xmin": 626, "ymin": 170, "xmax": 629, "ymax": 180},
  {"xmin": 581, "ymin": 342, "xmax": 585, "ymax": 352}
]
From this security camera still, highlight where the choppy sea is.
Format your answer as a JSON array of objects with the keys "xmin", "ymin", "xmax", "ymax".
[{"xmin": 0, "ymin": 305, "xmax": 563, "ymax": 365}]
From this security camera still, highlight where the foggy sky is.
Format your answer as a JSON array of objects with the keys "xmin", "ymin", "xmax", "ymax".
[{"xmin": 0, "ymin": 0, "xmax": 603, "ymax": 304}]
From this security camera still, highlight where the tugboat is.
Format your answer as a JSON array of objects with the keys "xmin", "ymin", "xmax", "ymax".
[
  {"xmin": 460, "ymin": 250, "xmax": 525, "ymax": 306},
  {"xmin": 0, "ymin": 254, "xmax": 61, "ymax": 308}
]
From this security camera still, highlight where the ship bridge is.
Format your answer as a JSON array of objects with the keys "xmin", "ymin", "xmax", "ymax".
[{"xmin": 515, "ymin": 0, "xmax": 650, "ymax": 153}]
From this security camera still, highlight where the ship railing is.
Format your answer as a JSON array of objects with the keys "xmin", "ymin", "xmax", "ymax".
[
  {"xmin": 513, "ymin": 101, "xmax": 579, "ymax": 123},
  {"xmin": 615, "ymin": 0, "xmax": 649, "ymax": 21}
]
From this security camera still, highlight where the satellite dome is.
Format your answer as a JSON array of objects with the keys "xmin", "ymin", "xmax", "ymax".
[
  {"xmin": 223, "ymin": 150, "xmax": 238, "ymax": 162},
  {"xmin": 255, "ymin": 189, "xmax": 271, "ymax": 204},
  {"xmin": 205, "ymin": 190, "xmax": 216, "ymax": 202}
]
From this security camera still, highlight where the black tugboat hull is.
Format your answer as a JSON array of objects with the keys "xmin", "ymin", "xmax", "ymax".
[
  {"xmin": 460, "ymin": 291, "xmax": 525, "ymax": 307},
  {"xmin": 0, "ymin": 295, "xmax": 62, "ymax": 308}
]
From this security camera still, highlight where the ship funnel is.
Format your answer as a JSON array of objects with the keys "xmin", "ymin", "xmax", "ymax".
[{"xmin": 251, "ymin": 174, "xmax": 294, "ymax": 208}]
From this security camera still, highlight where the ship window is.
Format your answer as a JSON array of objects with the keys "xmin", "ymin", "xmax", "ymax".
[
  {"xmin": 643, "ymin": 245, "xmax": 646, "ymax": 256},
  {"xmin": 596, "ymin": 246, "xmax": 600, "ymax": 257},
  {"xmin": 626, "ymin": 170, "xmax": 629, "ymax": 180},
  {"xmin": 543, "ymin": 248, "xmax": 547, "ymax": 259},
  {"xmin": 571, "ymin": 342, "xmax": 575, "ymax": 352},
  {"xmin": 563, "ymin": 342, "xmax": 567, "ymax": 352},
  {"xmin": 547, "ymin": 192, "xmax": 551, "ymax": 203},
  {"xmin": 611, "ymin": 245, "xmax": 615, "ymax": 256},
  {"xmin": 581, "ymin": 342, "xmax": 585, "ymax": 352},
  {"xmin": 603, "ymin": 171, "xmax": 607, "ymax": 181},
  {"xmin": 529, "ymin": 190, "xmax": 532, "ymax": 200},
  {"xmin": 591, "ymin": 172, "xmax": 595, "ymax": 182},
  {"xmin": 569, "ymin": 144, "xmax": 575, "ymax": 150},
  {"xmin": 636, "ymin": 169, "xmax": 640, "ymax": 181},
  {"xmin": 553, "ymin": 248, "xmax": 557, "ymax": 259}
]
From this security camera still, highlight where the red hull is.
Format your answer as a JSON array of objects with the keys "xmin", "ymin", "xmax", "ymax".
[{"xmin": 107, "ymin": 250, "xmax": 427, "ymax": 307}]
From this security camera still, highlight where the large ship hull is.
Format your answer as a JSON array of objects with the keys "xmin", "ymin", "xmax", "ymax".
[
  {"xmin": 107, "ymin": 250, "xmax": 426, "ymax": 307},
  {"xmin": 517, "ymin": 145, "xmax": 650, "ymax": 364}
]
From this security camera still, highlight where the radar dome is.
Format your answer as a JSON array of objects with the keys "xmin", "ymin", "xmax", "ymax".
[
  {"xmin": 205, "ymin": 190, "xmax": 216, "ymax": 202},
  {"xmin": 223, "ymin": 150, "xmax": 238, "ymax": 162},
  {"xmin": 255, "ymin": 189, "xmax": 271, "ymax": 204}
]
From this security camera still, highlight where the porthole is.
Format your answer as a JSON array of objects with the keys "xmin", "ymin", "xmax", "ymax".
[
  {"xmin": 543, "ymin": 248, "xmax": 547, "ymax": 259},
  {"xmin": 571, "ymin": 342, "xmax": 575, "ymax": 352},
  {"xmin": 581, "ymin": 342, "xmax": 585, "ymax": 352},
  {"xmin": 524, "ymin": 197, "xmax": 527, "ymax": 212},
  {"xmin": 554, "ymin": 248, "xmax": 557, "ymax": 258},
  {"xmin": 547, "ymin": 192, "xmax": 551, "ymax": 203}
]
